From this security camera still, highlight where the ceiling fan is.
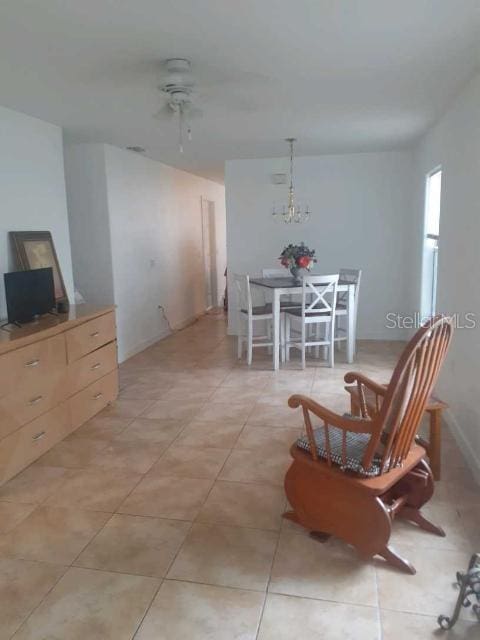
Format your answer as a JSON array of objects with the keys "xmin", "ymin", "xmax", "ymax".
[
  {"xmin": 154, "ymin": 57, "xmax": 275, "ymax": 153},
  {"xmin": 155, "ymin": 58, "xmax": 203, "ymax": 153}
]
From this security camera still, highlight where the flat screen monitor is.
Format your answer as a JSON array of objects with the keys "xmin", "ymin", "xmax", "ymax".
[{"xmin": 4, "ymin": 268, "xmax": 56, "ymax": 324}]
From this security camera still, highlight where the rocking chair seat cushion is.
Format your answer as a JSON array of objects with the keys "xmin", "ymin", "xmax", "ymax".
[{"xmin": 296, "ymin": 420, "xmax": 382, "ymax": 477}]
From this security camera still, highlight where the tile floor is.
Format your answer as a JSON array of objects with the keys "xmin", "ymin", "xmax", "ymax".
[{"xmin": 0, "ymin": 310, "xmax": 478, "ymax": 639}]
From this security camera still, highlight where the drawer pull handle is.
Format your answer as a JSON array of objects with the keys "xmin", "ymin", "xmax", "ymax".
[
  {"xmin": 32, "ymin": 431, "xmax": 46, "ymax": 441},
  {"xmin": 91, "ymin": 363, "xmax": 102, "ymax": 371},
  {"xmin": 93, "ymin": 392, "xmax": 103, "ymax": 400},
  {"xmin": 90, "ymin": 331, "xmax": 100, "ymax": 338},
  {"xmin": 28, "ymin": 395, "xmax": 43, "ymax": 406},
  {"xmin": 25, "ymin": 359, "xmax": 40, "ymax": 368}
]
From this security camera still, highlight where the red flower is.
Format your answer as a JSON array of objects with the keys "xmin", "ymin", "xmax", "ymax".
[{"xmin": 297, "ymin": 256, "xmax": 311, "ymax": 269}]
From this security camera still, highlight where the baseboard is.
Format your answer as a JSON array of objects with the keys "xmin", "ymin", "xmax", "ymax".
[
  {"xmin": 118, "ymin": 310, "xmax": 207, "ymax": 363},
  {"xmin": 171, "ymin": 311, "xmax": 205, "ymax": 332},
  {"xmin": 356, "ymin": 331, "xmax": 409, "ymax": 341},
  {"xmin": 119, "ymin": 329, "xmax": 171, "ymax": 363},
  {"xmin": 442, "ymin": 407, "xmax": 480, "ymax": 486}
]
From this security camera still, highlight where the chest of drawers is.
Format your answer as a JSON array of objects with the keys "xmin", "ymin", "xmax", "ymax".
[{"xmin": 0, "ymin": 305, "xmax": 118, "ymax": 485}]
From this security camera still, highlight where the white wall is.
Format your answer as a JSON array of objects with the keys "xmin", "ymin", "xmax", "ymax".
[
  {"xmin": 0, "ymin": 105, "xmax": 74, "ymax": 318},
  {"xmin": 412, "ymin": 72, "xmax": 480, "ymax": 482},
  {"xmin": 64, "ymin": 144, "xmax": 114, "ymax": 305},
  {"xmin": 225, "ymin": 151, "xmax": 414, "ymax": 339},
  {"xmin": 65, "ymin": 143, "xmax": 226, "ymax": 362}
]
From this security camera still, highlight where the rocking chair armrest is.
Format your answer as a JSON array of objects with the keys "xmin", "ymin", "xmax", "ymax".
[
  {"xmin": 344, "ymin": 372, "xmax": 387, "ymax": 397},
  {"xmin": 288, "ymin": 394, "xmax": 375, "ymax": 435}
]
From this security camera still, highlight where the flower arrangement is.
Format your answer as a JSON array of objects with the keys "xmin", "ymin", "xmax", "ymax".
[{"xmin": 279, "ymin": 243, "xmax": 316, "ymax": 280}]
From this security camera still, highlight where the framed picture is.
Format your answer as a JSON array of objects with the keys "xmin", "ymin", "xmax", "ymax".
[{"xmin": 10, "ymin": 231, "xmax": 68, "ymax": 303}]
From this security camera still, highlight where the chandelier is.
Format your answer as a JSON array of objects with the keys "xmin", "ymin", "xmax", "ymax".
[{"xmin": 272, "ymin": 138, "xmax": 310, "ymax": 223}]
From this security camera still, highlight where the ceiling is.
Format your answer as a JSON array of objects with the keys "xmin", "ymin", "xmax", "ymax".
[{"xmin": 0, "ymin": 1, "xmax": 479, "ymax": 183}]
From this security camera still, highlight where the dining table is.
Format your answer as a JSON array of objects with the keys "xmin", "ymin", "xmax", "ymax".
[{"xmin": 249, "ymin": 277, "xmax": 357, "ymax": 370}]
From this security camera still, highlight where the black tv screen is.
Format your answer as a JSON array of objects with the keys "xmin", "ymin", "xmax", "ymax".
[{"xmin": 4, "ymin": 268, "xmax": 55, "ymax": 324}]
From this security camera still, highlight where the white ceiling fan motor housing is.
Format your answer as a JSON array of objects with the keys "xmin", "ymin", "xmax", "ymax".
[{"xmin": 159, "ymin": 58, "xmax": 194, "ymax": 111}]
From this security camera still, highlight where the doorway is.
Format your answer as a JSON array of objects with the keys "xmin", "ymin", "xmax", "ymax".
[
  {"xmin": 421, "ymin": 167, "xmax": 442, "ymax": 319},
  {"xmin": 201, "ymin": 198, "xmax": 218, "ymax": 310}
]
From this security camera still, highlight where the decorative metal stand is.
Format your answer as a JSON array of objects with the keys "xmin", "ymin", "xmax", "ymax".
[{"xmin": 438, "ymin": 553, "xmax": 480, "ymax": 629}]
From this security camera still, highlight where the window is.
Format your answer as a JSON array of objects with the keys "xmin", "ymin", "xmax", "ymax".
[{"xmin": 421, "ymin": 168, "xmax": 442, "ymax": 318}]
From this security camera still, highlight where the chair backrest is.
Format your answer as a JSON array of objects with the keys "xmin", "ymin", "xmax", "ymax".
[
  {"xmin": 262, "ymin": 268, "xmax": 286, "ymax": 278},
  {"xmin": 338, "ymin": 268, "xmax": 362, "ymax": 307},
  {"xmin": 339, "ymin": 268, "xmax": 362, "ymax": 287},
  {"xmin": 363, "ymin": 315, "xmax": 454, "ymax": 474},
  {"xmin": 232, "ymin": 273, "xmax": 252, "ymax": 315},
  {"xmin": 301, "ymin": 274, "xmax": 339, "ymax": 318}
]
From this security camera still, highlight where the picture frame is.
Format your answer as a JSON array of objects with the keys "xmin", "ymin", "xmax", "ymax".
[{"xmin": 9, "ymin": 231, "xmax": 68, "ymax": 304}]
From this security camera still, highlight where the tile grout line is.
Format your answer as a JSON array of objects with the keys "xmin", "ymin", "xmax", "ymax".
[
  {"xmin": 130, "ymin": 578, "xmax": 165, "ymax": 640},
  {"xmin": 3, "ymin": 318, "xmax": 469, "ymax": 637},
  {"xmin": 254, "ymin": 517, "xmax": 282, "ymax": 639},
  {"xmin": 6, "ymin": 559, "xmax": 69, "ymax": 639}
]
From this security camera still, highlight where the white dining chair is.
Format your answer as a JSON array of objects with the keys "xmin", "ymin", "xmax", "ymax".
[
  {"xmin": 261, "ymin": 268, "xmax": 301, "ymax": 360},
  {"xmin": 284, "ymin": 274, "xmax": 339, "ymax": 369},
  {"xmin": 233, "ymin": 273, "xmax": 274, "ymax": 365},
  {"xmin": 261, "ymin": 268, "xmax": 300, "ymax": 308},
  {"xmin": 335, "ymin": 268, "xmax": 362, "ymax": 353}
]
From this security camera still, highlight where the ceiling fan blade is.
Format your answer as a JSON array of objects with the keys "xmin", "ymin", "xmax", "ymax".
[
  {"xmin": 184, "ymin": 104, "xmax": 203, "ymax": 119},
  {"xmin": 152, "ymin": 103, "xmax": 175, "ymax": 120}
]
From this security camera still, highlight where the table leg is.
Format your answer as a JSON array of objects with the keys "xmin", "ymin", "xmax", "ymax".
[
  {"xmin": 346, "ymin": 285, "xmax": 355, "ymax": 363},
  {"xmin": 429, "ymin": 409, "xmax": 442, "ymax": 481},
  {"xmin": 273, "ymin": 289, "xmax": 280, "ymax": 370}
]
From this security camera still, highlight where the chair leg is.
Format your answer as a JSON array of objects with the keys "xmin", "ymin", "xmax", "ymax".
[
  {"xmin": 335, "ymin": 318, "xmax": 343, "ymax": 351},
  {"xmin": 237, "ymin": 315, "xmax": 244, "ymax": 359},
  {"xmin": 266, "ymin": 321, "xmax": 273, "ymax": 355},
  {"xmin": 378, "ymin": 546, "xmax": 416, "ymax": 575},
  {"xmin": 314, "ymin": 325, "xmax": 320, "ymax": 359},
  {"xmin": 326, "ymin": 323, "xmax": 334, "ymax": 368},
  {"xmin": 247, "ymin": 317, "xmax": 253, "ymax": 366},
  {"xmin": 285, "ymin": 315, "xmax": 291, "ymax": 361},
  {"xmin": 280, "ymin": 314, "xmax": 285, "ymax": 363},
  {"xmin": 301, "ymin": 322, "xmax": 306, "ymax": 369},
  {"xmin": 398, "ymin": 506, "xmax": 446, "ymax": 537}
]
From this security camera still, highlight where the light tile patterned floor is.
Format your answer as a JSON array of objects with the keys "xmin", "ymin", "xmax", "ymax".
[{"xmin": 0, "ymin": 311, "xmax": 478, "ymax": 639}]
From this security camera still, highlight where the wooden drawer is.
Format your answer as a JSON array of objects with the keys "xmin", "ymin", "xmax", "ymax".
[
  {"xmin": 66, "ymin": 312, "xmax": 116, "ymax": 362},
  {"xmin": 68, "ymin": 341, "xmax": 117, "ymax": 396},
  {"xmin": 0, "ymin": 403, "xmax": 71, "ymax": 485},
  {"xmin": 0, "ymin": 334, "xmax": 66, "ymax": 400},
  {"xmin": 0, "ymin": 368, "xmax": 68, "ymax": 440},
  {"xmin": 69, "ymin": 369, "xmax": 118, "ymax": 430}
]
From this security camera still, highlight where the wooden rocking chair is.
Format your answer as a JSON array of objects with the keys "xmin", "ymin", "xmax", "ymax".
[{"xmin": 284, "ymin": 315, "xmax": 454, "ymax": 574}]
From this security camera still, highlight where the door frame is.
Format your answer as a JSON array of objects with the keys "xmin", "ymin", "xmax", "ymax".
[{"xmin": 200, "ymin": 197, "xmax": 217, "ymax": 310}]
